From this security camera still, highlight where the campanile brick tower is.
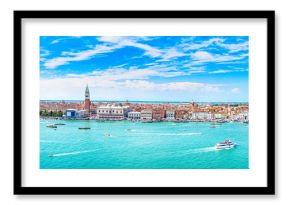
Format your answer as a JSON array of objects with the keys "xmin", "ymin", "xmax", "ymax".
[{"xmin": 84, "ymin": 84, "xmax": 91, "ymax": 113}]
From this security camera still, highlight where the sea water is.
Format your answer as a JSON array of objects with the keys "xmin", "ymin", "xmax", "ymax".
[{"xmin": 40, "ymin": 120, "xmax": 248, "ymax": 169}]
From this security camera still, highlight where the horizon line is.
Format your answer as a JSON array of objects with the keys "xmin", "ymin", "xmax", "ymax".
[{"xmin": 40, "ymin": 99, "xmax": 249, "ymax": 103}]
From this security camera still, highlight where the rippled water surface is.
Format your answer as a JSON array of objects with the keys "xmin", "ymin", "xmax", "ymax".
[{"xmin": 40, "ymin": 120, "xmax": 249, "ymax": 169}]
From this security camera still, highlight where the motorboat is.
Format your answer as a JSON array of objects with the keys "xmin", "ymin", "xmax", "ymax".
[
  {"xmin": 46, "ymin": 124, "xmax": 57, "ymax": 128},
  {"xmin": 141, "ymin": 120, "xmax": 153, "ymax": 123},
  {"xmin": 215, "ymin": 140, "xmax": 236, "ymax": 149},
  {"xmin": 55, "ymin": 123, "xmax": 65, "ymax": 125},
  {"xmin": 78, "ymin": 127, "xmax": 91, "ymax": 130}
]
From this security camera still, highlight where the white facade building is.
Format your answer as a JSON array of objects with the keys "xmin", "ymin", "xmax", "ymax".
[
  {"xmin": 213, "ymin": 113, "xmax": 225, "ymax": 120},
  {"xmin": 191, "ymin": 112, "xmax": 212, "ymax": 121},
  {"xmin": 238, "ymin": 111, "xmax": 249, "ymax": 121},
  {"xmin": 128, "ymin": 111, "xmax": 141, "ymax": 120},
  {"xmin": 166, "ymin": 110, "xmax": 175, "ymax": 120},
  {"xmin": 77, "ymin": 109, "xmax": 89, "ymax": 118},
  {"xmin": 140, "ymin": 110, "xmax": 152, "ymax": 121},
  {"xmin": 97, "ymin": 105, "xmax": 131, "ymax": 120}
]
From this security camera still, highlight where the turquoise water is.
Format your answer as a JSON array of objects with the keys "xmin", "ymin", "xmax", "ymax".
[{"xmin": 40, "ymin": 120, "xmax": 249, "ymax": 169}]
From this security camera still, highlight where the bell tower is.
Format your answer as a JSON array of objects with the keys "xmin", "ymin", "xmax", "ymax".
[{"xmin": 84, "ymin": 84, "xmax": 91, "ymax": 112}]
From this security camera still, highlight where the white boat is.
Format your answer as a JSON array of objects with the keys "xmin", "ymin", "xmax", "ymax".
[
  {"xmin": 215, "ymin": 140, "xmax": 236, "ymax": 149},
  {"xmin": 46, "ymin": 124, "xmax": 57, "ymax": 128}
]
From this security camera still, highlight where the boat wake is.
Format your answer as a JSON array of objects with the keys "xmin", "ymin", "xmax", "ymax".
[
  {"xmin": 125, "ymin": 129, "xmax": 137, "ymax": 132},
  {"xmin": 191, "ymin": 147, "xmax": 218, "ymax": 153},
  {"xmin": 127, "ymin": 132, "xmax": 202, "ymax": 136},
  {"xmin": 160, "ymin": 132, "xmax": 202, "ymax": 136},
  {"xmin": 48, "ymin": 149, "xmax": 98, "ymax": 157}
]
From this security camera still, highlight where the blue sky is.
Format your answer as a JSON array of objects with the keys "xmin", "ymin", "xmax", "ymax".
[{"xmin": 40, "ymin": 36, "xmax": 249, "ymax": 102}]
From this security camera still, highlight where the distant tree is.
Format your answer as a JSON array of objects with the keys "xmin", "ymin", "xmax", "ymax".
[
  {"xmin": 58, "ymin": 110, "xmax": 63, "ymax": 117},
  {"xmin": 40, "ymin": 109, "xmax": 49, "ymax": 116}
]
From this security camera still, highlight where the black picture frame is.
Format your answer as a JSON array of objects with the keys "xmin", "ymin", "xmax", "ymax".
[{"xmin": 14, "ymin": 10, "xmax": 275, "ymax": 195}]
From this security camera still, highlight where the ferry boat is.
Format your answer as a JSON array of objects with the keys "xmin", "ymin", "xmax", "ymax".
[{"xmin": 215, "ymin": 140, "xmax": 236, "ymax": 149}]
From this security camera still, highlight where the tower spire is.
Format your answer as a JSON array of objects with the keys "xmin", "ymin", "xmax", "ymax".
[
  {"xmin": 84, "ymin": 84, "xmax": 91, "ymax": 113},
  {"xmin": 85, "ymin": 84, "xmax": 90, "ymax": 99}
]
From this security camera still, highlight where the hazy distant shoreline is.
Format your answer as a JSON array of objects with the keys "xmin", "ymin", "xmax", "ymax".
[{"xmin": 40, "ymin": 100, "xmax": 249, "ymax": 105}]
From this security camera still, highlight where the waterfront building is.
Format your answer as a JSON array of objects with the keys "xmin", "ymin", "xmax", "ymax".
[
  {"xmin": 84, "ymin": 84, "xmax": 91, "ymax": 113},
  {"xmin": 140, "ymin": 110, "xmax": 152, "ymax": 121},
  {"xmin": 175, "ymin": 110, "xmax": 189, "ymax": 120},
  {"xmin": 77, "ymin": 109, "xmax": 89, "ymax": 118},
  {"xmin": 165, "ymin": 110, "xmax": 175, "ymax": 120},
  {"xmin": 97, "ymin": 105, "xmax": 131, "ymax": 120},
  {"xmin": 191, "ymin": 112, "xmax": 212, "ymax": 121},
  {"xmin": 213, "ymin": 113, "xmax": 225, "ymax": 120},
  {"xmin": 65, "ymin": 109, "xmax": 78, "ymax": 119},
  {"xmin": 152, "ymin": 108, "xmax": 165, "ymax": 120},
  {"xmin": 238, "ymin": 111, "xmax": 249, "ymax": 121},
  {"xmin": 128, "ymin": 111, "xmax": 141, "ymax": 120}
]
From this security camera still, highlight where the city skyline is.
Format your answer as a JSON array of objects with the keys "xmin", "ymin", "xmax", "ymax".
[{"xmin": 40, "ymin": 36, "xmax": 249, "ymax": 102}]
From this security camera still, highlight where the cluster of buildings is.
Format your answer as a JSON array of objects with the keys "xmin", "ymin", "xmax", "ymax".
[{"xmin": 40, "ymin": 85, "xmax": 249, "ymax": 122}]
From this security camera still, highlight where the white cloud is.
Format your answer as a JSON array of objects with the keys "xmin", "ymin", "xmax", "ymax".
[
  {"xmin": 51, "ymin": 39, "xmax": 60, "ymax": 44},
  {"xmin": 191, "ymin": 51, "xmax": 246, "ymax": 64},
  {"xmin": 187, "ymin": 67, "xmax": 206, "ymax": 73},
  {"xmin": 50, "ymin": 36, "xmax": 82, "ymax": 44},
  {"xmin": 209, "ymin": 69, "xmax": 232, "ymax": 74},
  {"xmin": 217, "ymin": 41, "xmax": 248, "ymax": 53},
  {"xmin": 233, "ymin": 67, "xmax": 248, "ymax": 72},
  {"xmin": 183, "ymin": 37, "xmax": 248, "ymax": 54},
  {"xmin": 43, "ymin": 36, "xmax": 192, "ymax": 69},
  {"xmin": 192, "ymin": 51, "xmax": 214, "ymax": 61},
  {"xmin": 209, "ymin": 67, "xmax": 248, "ymax": 74},
  {"xmin": 99, "ymin": 36, "xmax": 189, "ymax": 60},
  {"xmin": 120, "ymin": 40, "xmax": 162, "ymax": 57},
  {"xmin": 74, "ymin": 65, "xmax": 193, "ymax": 80},
  {"xmin": 43, "ymin": 36, "xmax": 249, "ymax": 70},
  {"xmin": 44, "ymin": 37, "xmax": 164, "ymax": 69},
  {"xmin": 157, "ymin": 48, "xmax": 187, "ymax": 61},
  {"xmin": 183, "ymin": 38, "xmax": 224, "ymax": 50},
  {"xmin": 44, "ymin": 45, "xmax": 119, "ymax": 69},
  {"xmin": 44, "ymin": 57, "xmax": 70, "ymax": 69},
  {"xmin": 41, "ymin": 76, "xmax": 221, "ymax": 100},
  {"xmin": 231, "ymin": 88, "xmax": 241, "ymax": 93},
  {"xmin": 97, "ymin": 36, "xmax": 162, "ymax": 57},
  {"xmin": 98, "ymin": 36, "xmax": 124, "ymax": 43},
  {"xmin": 40, "ymin": 49, "xmax": 50, "ymax": 57},
  {"xmin": 40, "ymin": 65, "xmax": 222, "ymax": 99},
  {"xmin": 117, "ymin": 80, "xmax": 221, "ymax": 92}
]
